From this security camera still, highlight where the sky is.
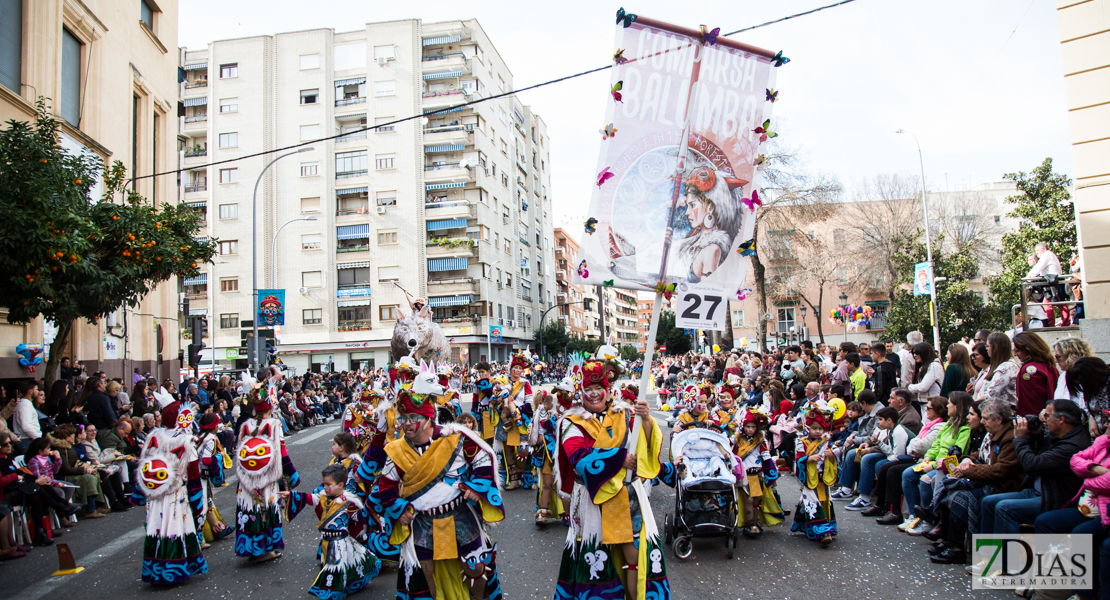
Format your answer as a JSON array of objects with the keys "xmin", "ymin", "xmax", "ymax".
[{"xmin": 180, "ymin": 0, "xmax": 1074, "ymax": 237}]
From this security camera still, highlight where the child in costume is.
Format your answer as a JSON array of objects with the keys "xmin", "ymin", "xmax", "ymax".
[
  {"xmin": 196, "ymin": 413, "xmax": 233, "ymax": 545},
  {"xmin": 712, "ymin": 382, "xmax": 742, "ymax": 436},
  {"xmin": 132, "ymin": 426, "xmax": 208, "ymax": 584},
  {"xmin": 235, "ymin": 366, "xmax": 300, "ymax": 562},
  {"xmin": 553, "ymin": 354, "xmax": 670, "ymax": 600},
  {"xmin": 732, "ymin": 410, "xmax": 784, "ymax": 537},
  {"xmin": 329, "ymin": 431, "xmax": 364, "ymax": 494},
  {"xmin": 342, "ymin": 389, "xmax": 376, "ymax": 455},
  {"xmin": 281, "ymin": 464, "xmax": 381, "ymax": 600},
  {"xmin": 674, "ymin": 384, "xmax": 711, "ymax": 432},
  {"xmin": 791, "ymin": 406, "xmax": 839, "ymax": 547},
  {"xmin": 529, "ymin": 385, "xmax": 570, "ymax": 527}
]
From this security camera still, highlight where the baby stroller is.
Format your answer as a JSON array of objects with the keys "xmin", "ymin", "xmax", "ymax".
[{"xmin": 664, "ymin": 428, "xmax": 741, "ymax": 559}]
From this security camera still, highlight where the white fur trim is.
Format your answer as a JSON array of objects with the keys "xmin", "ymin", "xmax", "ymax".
[{"xmin": 441, "ymin": 423, "xmax": 502, "ymax": 491}]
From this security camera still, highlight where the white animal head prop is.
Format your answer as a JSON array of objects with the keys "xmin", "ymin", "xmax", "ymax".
[
  {"xmin": 596, "ymin": 344, "xmax": 620, "ymax": 361},
  {"xmin": 390, "ymin": 309, "xmax": 451, "ymax": 362},
  {"xmin": 235, "ymin": 419, "xmax": 283, "ymax": 491},
  {"xmin": 412, "ymin": 359, "xmax": 446, "ymax": 396},
  {"xmin": 137, "ymin": 428, "xmax": 191, "ymax": 500}
]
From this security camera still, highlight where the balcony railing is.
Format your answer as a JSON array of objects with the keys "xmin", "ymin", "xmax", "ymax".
[
  {"xmin": 184, "ymin": 149, "xmax": 207, "ymax": 157},
  {"xmin": 423, "ymin": 124, "xmax": 475, "ymax": 135},
  {"xmin": 336, "ymin": 207, "xmax": 370, "ymax": 216},
  {"xmin": 336, "ymin": 170, "xmax": 368, "ymax": 179},
  {"xmin": 184, "ymin": 80, "xmax": 207, "ymax": 89},
  {"xmin": 336, "ymin": 96, "xmax": 367, "ymax": 107},
  {"xmin": 337, "ymin": 323, "xmax": 373, "ymax": 332},
  {"xmin": 424, "ymin": 163, "xmax": 466, "ymax": 172},
  {"xmin": 868, "ymin": 316, "xmax": 888, "ymax": 330},
  {"xmin": 422, "ymin": 89, "xmax": 464, "ymax": 99},
  {"xmin": 185, "ymin": 115, "xmax": 207, "ymax": 123},
  {"xmin": 336, "ymin": 244, "xmax": 369, "ymax": 253},
  {"xmin": 337, "ymin": 132, "xmax": 368, "ymax": 142},
  {"xmin": 422, "ymin": 52, "xmax": 466, "ymax": 62},
  {"xmin": 338, "ymin": 283, "xmax": 372, "ymax": 290},
  {"xmin": 522, "ymin": 295, "xmax": 533, "ymax": 302},
  {"xmin": 185, "ymin": 184, "xmax": 207, "ymax": 193},
  {"xmin": 433, "ymin": 315, "xmax": 482, "ymax": 324}
]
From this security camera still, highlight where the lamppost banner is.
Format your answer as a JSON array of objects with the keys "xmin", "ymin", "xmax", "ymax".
[
  {"xmin": 257, "ymin": 289, "xmax": 286, "ymax": 326},
  {"xmin": 575, "ymin": 18, "xmax": 777, "ymax": 302},
  {"xmin": 913, "ymin": 262, "xmax": 932, "ymax": 296}
]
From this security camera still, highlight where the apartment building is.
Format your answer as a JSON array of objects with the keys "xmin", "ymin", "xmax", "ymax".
[
  {"xmin": 636, "ymin": 298, "xmax": 652, "ymax": 353},
  {"xmin": 610, "ymin": 288, "xmax": 639, "ymax": 347},
  {"xmin": 552, "ymin": 228, "xmax": 587, "ymax": 337},
  {"xmin": 178, "ymin": 19, "xmax": 555, "ymax": 372},
  {"xmin": 0, "ymin": 0, "xmax": 183, "ymax": 379}
]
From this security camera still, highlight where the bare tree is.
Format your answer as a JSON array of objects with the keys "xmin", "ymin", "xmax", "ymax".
[
  {"xmin": 842, "ymin": 174, "xmax": 922, "ymax": 301},
  {"xmin": 763, "ymin": 229, "xmax": 844, "ymax": 344},
  {"xmin": 931, "ymin": 191, "xmax": 1005, "ymax": 275}
]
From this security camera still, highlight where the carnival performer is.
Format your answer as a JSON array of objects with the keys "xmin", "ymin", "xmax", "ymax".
[
  {"xmin": 196, "ymin": 413, "xmax": 233, "ymax": 545},
  {"xmin": 435, "ymin": 362, "xmax": 462, "ymax": 424},
  {"xmin": 674, "ymin": 384, "xmax": 711, "ymax": 433},
  {"xmin": 791, "ymin": 405, "xmax": 839, "ymax": 547},
  {"xmin": 350, "ymin": 380, "xmax": 401, "ymax": 564},
  {"xmin": 732, "ymin": 410, "xmax": 783, "ymax": 538},
  {"xmin": 131, "ymin": 423, "xmax": 208, "ymax": 585},
  {"xmin": 530, "ymin": 385, "xmax": 568, "ymax": 527},
  {"xmin": 342, "ymin": 388, "xmax": 377, "ymax": 455},
  {"xmin": 713, "ymin": 382, "xmax": 742, "ymax": 436},
  {"xmin": 235, "ymin": 366, "xmax": 300, "ymax": 563},
  {"xmin": 501, "ymin": 352, "xmax": 535, "ymax": 489},
  {"xmin": 329, "ymin": 431, "xmax": 364, "ymax": 494},
  {"xmin": 281, "ymin": 464, "xmax": 381, "ymax": 600},
  {"xmin": 374, "ymin": 388, "xmax": 505, "ymax": 599},
  {"xmin": 553, "ymin": 355, "xmax": 669, "ymax": 600}
]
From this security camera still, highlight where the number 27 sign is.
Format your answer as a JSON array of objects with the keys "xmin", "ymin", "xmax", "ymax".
[{"xmin": 675, "ymin": 283, "xmax": 729, "ymax": 332}]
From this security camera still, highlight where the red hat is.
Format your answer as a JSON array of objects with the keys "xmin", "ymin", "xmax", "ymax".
[
  {"xmin": 717, "ymin": 383, "xmax": 740, "ymax": 400},
  {"xmin": 620, "ymin": 385, "xmax": 639, "ymax": 403},
  {"xmin": 160, "ymin": 401, "xmax": 180, "ymax": 427},
  {"xmin": 742, "ymin": 410, "xmax": 769, "ymax": 428},
  {"xmin": 199, "ymin": 414, "xmax": 221, "ymax": 431},
  {"xmin": 396, "ymin": 389, "xmax": 435, "ymax": 419},
  {"xmin": 805, "ymin": 409, "xmax": 831, "ymax": 430},
  {"xmin": 580, "ymin": 360, "xmax": 618, "ymax": 394},
  {"xmin": 390, "ymin": 363, "xmax": 417, "ymax": 388},
  {"xmin": 510, "ymin": 352, "xmax": 532, "ymax": 371}
]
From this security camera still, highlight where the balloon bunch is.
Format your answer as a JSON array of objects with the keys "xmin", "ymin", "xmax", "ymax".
[
  {"xmin": 16, "ymin": 343, "xmax": 44, "ymax": 372},
  {"xmin": 828, "ymin": 304, "xmax": 872, "ymax": 327}
]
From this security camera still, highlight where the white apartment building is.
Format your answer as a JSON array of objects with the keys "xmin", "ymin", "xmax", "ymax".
[{"xmin": 177, "ymin": 19, "xmax": 555, "ymax": 373}]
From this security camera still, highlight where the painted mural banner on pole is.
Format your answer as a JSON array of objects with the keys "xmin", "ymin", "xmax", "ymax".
[{"xmin": 257, "ymin": 289, "xmax": 286, "ymax": 326}]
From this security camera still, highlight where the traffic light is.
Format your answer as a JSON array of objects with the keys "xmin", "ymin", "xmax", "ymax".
[
  {"xmin": 583, "ymin": 298, "xmax": 591, "ymax": 311},
  {"xmin": 187, "ymin": 343, "xmax": 203, "ymax": 367}
]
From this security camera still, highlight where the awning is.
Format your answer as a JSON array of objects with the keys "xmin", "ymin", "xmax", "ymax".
[
  {"xmin": 337, "ymin": 261, "xmax": 371, "ymax": 269},
  {"xmin": 189, "ymin": 308, "xmax": 208, "ymax": 315},
  {"xmin": 423, "ymin": 35, "xmax": 461, "ymax": 46},
  {"xmin": 183, "ymin": 63, "xmax": 208, "ymax": 71},
  {"xmin": 337, "ymin": 287, "xmax": 372, "ymax": 298},
  {"xmin": 512, "ymin": 107, "xmax": 524, "ymax": 123},
  {"xmin": 336, "ymin": 186, "xmax": 368, "ymax": 195},
  {"xmin": 429, "ymin": 295, "xmax": 470, "ymax": 307},
  {"xmin": 337, "ymin": 298, "xmax": 372, "ymax": 307},
  {"xmin": 184, "ymin": 200, "xmax": 207, "ymax": 208},
  {"xmin": 426, "ymin": 219, "xmax": 467, "ymax": 231},
  {"xmin": 426, "ymin": 182, "xmax": 466, "ymax": 191},
  {"xmin": 193, "ymin": 236, "xmax": 208, "ymax": 243},
  {"xmin": 423, "ymin": 71, "xmax": 462, "ymax": 80},
  {"xmin": 183, "ymin": 274, "xmax": 207, "ymax": 286},
  {"xmin": 334, "ymin": 77, "xmax": 366, "ymax": 87},
  {"xmin": 772, "ymin": 300, "xmax": 799, "ymax": 307},
  {"xmin": 425, "ymin": 144, "xmax": 463, "ymax": 153},
  {"xmin": 335, "ymin": 112, "xmax": 367, "ymax": 120},
  {"xmin": 424, "ymin": 107, "xmax": 463, "ymax": 114},
  {"xmin": 183, "ymin": 97, "xmax": 207, "ymax": 107},
  {"xmin": 428, "ymin": 258, "xmax": 468, "ymax": 272},
  {"xmin": 521, "ymin": 279, "xmax": 532, "ymax": 288},
  {"xmin": 336, "ymin": 224, "xmax": 370, "ymax": 240}
]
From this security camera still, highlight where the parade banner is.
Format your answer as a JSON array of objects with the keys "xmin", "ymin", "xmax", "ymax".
[
  {"xmin": 257, "ymin": 289, "xmax": 286, "ymax": 326},
  {"xmin": 575, "ymin": 18, "xmax": 778, "ymax": 302},
  {"xmin": 913, "ymin": 262, "xmax": 932, "ymax": 296}
]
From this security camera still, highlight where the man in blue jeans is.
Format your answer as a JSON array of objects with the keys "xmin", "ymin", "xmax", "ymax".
[
  {"xmin": 981, "ymin": 400, "xmax": 1089, "ymax": 536},
  {"xmin": 834, "ymin": 390, "xmax": 884, "ymax": 508}
]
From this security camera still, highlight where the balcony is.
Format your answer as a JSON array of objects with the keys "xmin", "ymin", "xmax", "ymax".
[
  {"xmin": 426, "ymin": 239, "xmax": 476, "ymax": 258},
  {"xmin": 336, "ymin": 132, "xmax": 368, "ymax": 144},
  {"xmin": 337, "ymin": 323, "xmax": 373, "ymax": 332},
  {"xmin": 336, "ymin": 243, "xmax": 370, "ymax": 254},
  {"xmin": 421, "ymin": 52, "xmax": 469, "ymax": 74},
  {"xmin": 868, "ymin": 315, "xmax": 888, "ymax": 330},
  {"xmin": 428, "ymin": 277, "xmax": 479, "ymax": 295},
  {"xmin": 184, "ymin": 148, "xmax": 207, "ymax": 158},
  {"xmin": 423, "ymin": 163, "xmax": 471, "ymax": 183},
  {"xmin": 424, "ymin": 199, "xmax": 475, "ymax": 219},
  {"xmin": 336, "ymin": 170, "xmax": 368, "ymax": 180},
  {"xmin": 184, "ymin": 183, "xmax": 207, "ymax": 193},
  {"xmin": 336, "ymin": 96, "xmax": 367, "ymax": 107},
  {"xmin": 183, "ymin": 116, "xmax": 207, "ymax": 131},
  {"xmin": 336, "ymin": 207, "xmax": 370, "ymax": 217},
  {"xmin": 422, "ymin": 124, "xmax": 474, "ymax": 146},
  {"xmin": 421, "ymin": 89, "xmax": 468, "ymax": 110},
  {"xmin": 184, "ymin": 78, "xmax": 207, "ymax": 89}
]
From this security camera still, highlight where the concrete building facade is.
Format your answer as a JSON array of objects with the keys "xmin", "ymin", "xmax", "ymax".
[{"xmin": 552, "ymin": 228, "xmax": 587, "ymax": 337}]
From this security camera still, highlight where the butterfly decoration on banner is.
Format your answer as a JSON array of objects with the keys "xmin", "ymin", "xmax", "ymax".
[
  {"xmin": 754, "ymin": 119, "xmax": 777, "ymax": 143},
  {"xmin": 753, "ymin": 154, "xmax": 766, "ymax": 166},
  {"xmin": 600, "ymin": 123, "xmax": 617, "ymax": 140},
  {"xmin": 611, "ymin": 81, "xmax": 623, "ymax": 103},
  {"xmin": 765, "ymin": 88, "xmax": 779, "ymax": 102},
  {"xmin": 737, "ymin": 239, "xmax": 757, "ymax": 258},
  {"xmin": 741, "ymin": 189, "xmax": 762, "ymax": 212},
  {"xmin": 654, "ymin": 281, "xmax": 676, "ymax": 300},
  {"xmin": 613, "ymin": 49, "xmax": 628, "ymax": 64},
  {"xmin": 736, "ymin": 288, "xmax": 752, "ymax": 301},
  {"xmin": 699, "ymin": 25, "xmax": 720, "ymax": 46},
  {"xmin": 828, "ymin": 304, "xmax": 872, "ymax": 326},
  {"xmin": 616, "ymin": 7, "xmax": 637, "ymax": 28},
  {"xmin": 577, "ymin": 260, "xmax": 589, "ymax": 279},
  {"xmin": 603, "ymin": 280, "xmax": 614, "ymax": 288},
  {"xmin": 772, "ymin": 50, "xmax": 790, "ymax": 67},
  {"xmin": 584, "ymin": 217, "xmax": 598, "ymax": 234},
  {"xmin": 596, "ymin": 167, "xmax": 615, "ymax": 188}
]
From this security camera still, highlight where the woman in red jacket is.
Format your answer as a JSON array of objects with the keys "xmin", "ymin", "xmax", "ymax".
[
  {"xmin": 0, "ymin": 432, "xmax": 31, "ymax": 559},
  {"xmin": 1013, "ymin": 332, "xmax": 1058, "ymax": 416}
]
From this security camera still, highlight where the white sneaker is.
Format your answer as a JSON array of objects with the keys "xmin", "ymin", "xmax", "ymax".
[
  {"xmin": 899, "ymin": 517, "xmax": 920, "ymax": 532},
  {"xmin": 907, "ymin": 520, "xmax": 934, "ymax": 536},
  {"xmin": 830, "ymin": 488, "xmax": 855, "ymax": 500},
  {"xmin": 967, "ymin": 558, "xmax": 990, "ymax": 575},
  {"xmin": 845, "ymin": 497, "xmax": 872, "ymax": 511}
]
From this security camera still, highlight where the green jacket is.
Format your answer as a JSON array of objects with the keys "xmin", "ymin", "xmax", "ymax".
[
  {"xmin": 924, "ymin": 423, "xmax": 972, "ymax": 462},
  {"xmin": 97, "ymin": 429, "xmax": 129, "ymax": 454}
]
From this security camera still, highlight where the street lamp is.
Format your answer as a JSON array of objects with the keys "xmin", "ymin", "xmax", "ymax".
[
  {"xmin": 839, "ymin": 291, "xmax": 849, "ymax": 343},
  {"xmin": 251, "ymin": 146, "xmax": 314, "ymax": 372},
  {"xmin": 270, "ymin": 215, "xmax": 318, "ymax": 286},
  {"xmin": 483, "ymin": 259, "xmax": 503, "ymax": 362},
  {"xmin": 897, "ymin": 129, "xmax": 942, "ymax": 352},
  {"xmin": 799, "ymin": 304, "xmax": 808, "ymax": 342}
]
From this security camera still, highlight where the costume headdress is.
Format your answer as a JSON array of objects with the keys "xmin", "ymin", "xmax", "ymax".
[
  {"xmin": 619, "ymin": 383, "xmax": 639, "ymax": 403},
  {"xmin": 717, "ymin": 382, "xmax": 741, "ymax": 401},
  {"xmin": 742, "ymin": 409, "xmax": 770, "ymax": 429},
  {"xmin": 510, "ymin": 351, "xmax": 533, "ymax": 371},
  {"xmin": 579, "ymin": 357, "xmax": 621, "ymax": 395},
  {"xmin": 805, "ymin": 406, "xmax": 833, "ymax": 430},
  {"xmin": 395, "ymin": 388, "xmax": 435, "ymax": 419},
  {"xmin": 389, "ymin": 356, "xmax": 418, "ymax": 389},
  {"xmin": 198, "ymin": 414, "xmax": 221, "ymax": 431}
]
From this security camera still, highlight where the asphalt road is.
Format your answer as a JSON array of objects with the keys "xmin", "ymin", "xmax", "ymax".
[{"xmin": 1, "ymin": 384, "xmax": 1013, "ymax": 600}]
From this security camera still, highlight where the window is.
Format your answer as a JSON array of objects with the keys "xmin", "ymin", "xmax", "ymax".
[
  {"xmin": 299, "ymin": 54, "xmax": 320, "ymax": 70},
  {"xmin": 731, "ymin": 310, "xmax": 745, "ymax": 328},
  {"xmin": 219, "ymin": 240, "xmax": 238, "ymax": 255},
  {"xmin": 379, "ymin": 305, "xmax": 400, "ymax": 321},
  {"xmin": 375, "ymin": 154, "xmax": 395, "ymax": 170},
  {"xmin": 301, "ymin": 196, "xmax": 320, "ymax": 212},
  {"xmin": 302, "ymin": 271, "xmax": 323, "ymax": 288},
  {"xmin": 219, "ymin": 168, "xmax": 238, "ymax": 183},
  {"xmin": 300, "ymin": 124, "xmax": 321, "ymax": 141},
  {"xmin": 378, "ymin": 230, "xmax": 397, "ymax": 245},
  {"xmin": 336, "ymin": 150, "xmax": 368, "ymax": 174},
  {"xmin": 501, "ymin": 173, "xmax": 509, "ymax": 187},
  {"xmin": 500, "ymin": 138, "xmax": 508, "ymax": 155},
  {"xmin": 378, "ymin": 266, "xmax": 400, "ymax": 281},
  {"xmin": 220, "ymin": 313, "xmax": 239, "ymax": 329},
  {"xmin": 338, "ymin": 267, "xmax": 370, "ymax": 286},
  {"xmin": 374, "ymin": 45, "xmax": 395, "ymax": 60},
  {"xmin": 0, "ymin": 0, "xmax": 21, "ymax": 92},
  {"xmin": 220, "ymin": 277, "xmax": 238, "ymax": 292},
  {"xmin": 339, "ymin": 306, "xmax": 372, "ymax": 327},
  {"xmin": 219, "ymin": 63, "xmax": 237, "ymax": 79},
  {"xmin": 218, "ymin": 204, "xmax": 238, "ymax": 219},
  {"xmin": 300, "ymin": 89, "xmax": 319, "ymax": 105},
  {"xmin": 373, "ymin": 80, "xmax": 395, "ymax": 97},
  {"xmin": 219, "ymin": 98, "xmax": 237, "ymax": 113},
  {"xmin": 776, "ymin": 307, "xmax": 796, "ymax": 334},
  {"xmin": 140, "ymin": 0, "xmax": 154, "ymax": 31},
  {"xmin": 376, "ymin": 191, "xmax": 397, "ymax": 206},
  {"xmin": 374, "ymin": 116, "xmax": 394, "ymax": 133},
  {"xmin": 300, "ymin": 162, "xmax": 319, "ymax": 177},
  {"xmin": 301, "ymin": 234, "xmax": 322, "ymax": 250},
  {"xmin": 303, "ymin": 308, "xmax": 322, "ymax": 324},
  {"xmin": 60, "ymin": 28, "xmax": 81, "ymax": 126},
  {"xmin": 333, "ymin": 42, "xmax": 366, "ymax": 71},
  {"xmin": 218, "ymin": 132, "xmax": 237, "ymax": 148}
]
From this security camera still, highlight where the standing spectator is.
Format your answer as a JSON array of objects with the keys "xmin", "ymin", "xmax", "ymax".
[
  {"xmin": 884, "ymin": 341, "xmax": 903, "ymax": 379},
  {"xmin": 1052, "ymin": 337, "xmax": 1095, "ymax": 406},
  {"xmin": 83, "ymin": 377, "xmax": 115, "ymax": 430},
  {"xmin": 899, "ymin": 332, "xmax": 923, "ymax": 386},
  {"xmin": 132, "ymin": 368, "xmax": 142, "ymax": 387},
  {"xmin": 1012, "ymin": 331, "xmax": 1059, "ymax": 416},
  {"xmin": 907, "ymin": 342, "xmax": 944, "ymax": 405},
  {"xmin": 129, "ymin": 380, "xmax": 150, "ymax": 416},
  {"xmin": 797, "ymin": 349, "xmax": 820, "ymax": 386},
  {"xmin": 42, "ymin": 380, "xmax": 70, "ymax": 426},
  {"xmin": 865, "ymin": 342, "xmax": 899, "ymax": 404},
  {"xmin": 846, "ymin": 353, "xmax": 866, "ymax": 401},
  {"xmin": 968, "ymin": 343, "xmax": 992, "ymax": 400},
  {"xmin": 197, "ymin": 378, "xmax": 210, "ymax": 406},
  {"xmin": 11, "ymin": 381, "xmax": 42, "ymax": 455},
  {"xmin": 940, "ymin": 343, "xmax": 976, "ymax": 398},
  {"xmin": 981, "ymin": 332, "xmax": 1019, "ymax": 407}
]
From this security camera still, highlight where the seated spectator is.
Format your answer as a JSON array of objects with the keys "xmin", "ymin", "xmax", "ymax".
[
  {"xmin": 849, "ymin": 406, "xmax": 914, "ymax": 519},
  {"xmin": 1013, "ymin": 331, "xmax": 1058, "ymax": 416},
  {"xmin": 901, "ymin": 393, "xmax": 974, "ymax": 534},
  {"xmin": 77, "ymin": 424, "xmax": 130, "ymax": 512},
  {"xmin": 889, "ymin": 388, "xmax": 923, "ymax": 435},
  {"xmin": 9, "ymin": 435, "xmax": 80, "ymax": 546},
  {"xmin": 49, "ymin": 424, "xmax": 108, "ymax": 519},
  {"xmin": 834, "ymin": 389, "xmax": 884, "ymax": 505},
  {"xmin": 1067, "ymin": 356, "xmax": 1110, "ymax": 437},
  {"xmin": 864, "ymin": 396, "xmax": 948, "ymax": 524}
]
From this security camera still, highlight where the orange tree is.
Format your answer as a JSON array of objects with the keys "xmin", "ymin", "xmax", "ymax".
[{"xmin": 0, "ymin": 100, "xmax": 216, "ymax": 385}]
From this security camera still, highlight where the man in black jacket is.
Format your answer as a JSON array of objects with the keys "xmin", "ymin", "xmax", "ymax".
[
  {"xmin": 83, "ymin": 377, "xmax": 116, "ymax": 430},
  {"xmin": 864, "ymin": 342, "xmax": 899, "ymax": 404},
  {"xmin": 981, "ymin": 399, "xmax": 1091, "ymax": 535}
]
